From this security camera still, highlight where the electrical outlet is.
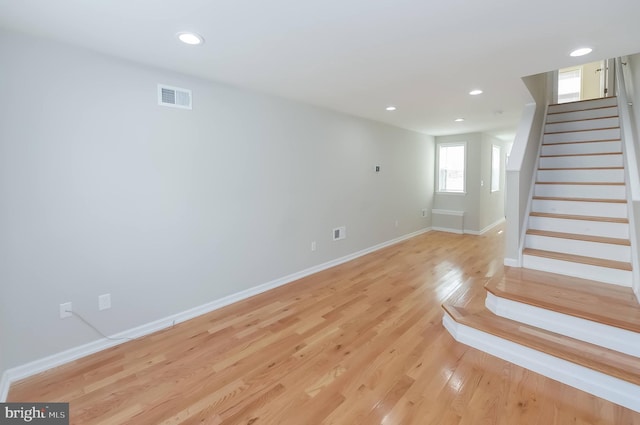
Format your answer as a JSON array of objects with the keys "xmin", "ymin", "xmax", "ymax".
[
  {"xmin": 395, "ymin": 220, "xmax": 399, "ymax": 228},
  {"xmin": 98, "ymin": 294, "xmax": 111, "ymax": 311},
  {"xmin": 422, "ymin": 209, "xmax": 427, "ymax": 218},
  {"xmin": 311, "ymin": 241, "xmax": 317, "ymax": 251},
  {"xmin": 60, "ymin": 302, "xmax": 72, "ymax": 319}
]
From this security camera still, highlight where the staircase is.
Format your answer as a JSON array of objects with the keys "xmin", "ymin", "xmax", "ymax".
[
  {"xmin": 442, "ymin": 96, "xmax": 640, "ymax": 413},
  {"xmin": 522, "ymin": 96, "xmax": 633, "ymax": 286}
]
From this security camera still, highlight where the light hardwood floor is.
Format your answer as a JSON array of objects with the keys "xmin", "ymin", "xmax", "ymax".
[{"xmin": 8, "ymin": 225, "xmax": 640, "ymax": 424}]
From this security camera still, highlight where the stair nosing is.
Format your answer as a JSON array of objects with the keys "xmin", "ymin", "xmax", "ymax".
[
  {"xmin": 532, "ymin": 196, "xmax": 626, "ymax": 203},
  {"xmin": 540, "ymin": 152, "xmax": 622, "ymax": 158},
  {"xmin": 525, "ymin": 229, "xmax": 630, "ymax": 246},
  {"xmin": 545, "ymin": 115, "xmax": 619, "ymax": 125},
  {"xmin": 535, "ymin": 181, "xmax": 625, "ymax": 186},
  {"xmin": 544, "ymin": 126, "xmax": 620, "ymax": 136},
  {"xmin": 529, "ymin": 212, "xmax": 629, "ymax": 223},
  {"xmin": 522, "ymin": 248, "xmax": 632, "ymax": 271},
  {"xmin": 538, "ymin": 166, "xmax": 624, "ymax": 171},
  {"xmin": 548, "ymin": 98, "xmax": 617, "ymax": 109},
  {"xmin": 542, "ymin": 139, "xmax": 620, "ymax": 146}
]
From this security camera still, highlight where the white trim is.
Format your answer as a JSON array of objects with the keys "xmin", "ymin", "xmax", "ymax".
[
  {"xmin": 0, "ymin": 371, "xmax": 9, "ymax": 403},
  {"xmin": 503, "ymin": 257, "xmax": 520, "ymax": 267},
  {"xmin": 442, "ymin": 312, "xmax": 640, "ymax": 412},
  {"xmin": 431, "ymin": 226, "xmax": 463, "ymax": 234},
  {"xmin": 486, "ymin": 293, "xmax": 640, "ymax": 357},
  {"xmin": 432, "ymin": 216, "xmax": 504, "ymax": 236},
  {"xmin": 464, "ymin": 217, "xmax": 505, "ymax": 236},
  {"xmin": 436, "ymin": 141, "xmax": 467, "ymax": 194},
  {"xmin": 432, "ymin": 209, "xmax": 464, "ymax": 217},
  {"xmin": 0, "ymin": 226, "xmax": 432, "ymax": 401}
]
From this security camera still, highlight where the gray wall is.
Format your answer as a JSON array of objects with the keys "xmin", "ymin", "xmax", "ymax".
[
  {"xmin": 0, "ymin": 30, "xmax": 434, "ymax": 373},
  {"xmin": 433, "ymin": 133, "xmax": 507, "ymax": 233}
]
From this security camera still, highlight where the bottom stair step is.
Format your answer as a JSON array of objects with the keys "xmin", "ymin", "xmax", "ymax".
[
  {"xmin": 487, "ymin": 267, "xmax": 640, "ymax": 333},
  {"xmin": 442, "ymin": 304, "xmax": 640, "ymax": 412}
]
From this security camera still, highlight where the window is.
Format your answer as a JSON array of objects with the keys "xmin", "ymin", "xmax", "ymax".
[
  {"xmin": 491, "ymin": 145, "xmax": 500, "ymax": 192},
  {"xmin": 437, "ymin": 143, "xmax": 466, "ymax": 193},
  {"xmin": 558, "ymin": 67, "xmax": 581, "ymax": 103}
]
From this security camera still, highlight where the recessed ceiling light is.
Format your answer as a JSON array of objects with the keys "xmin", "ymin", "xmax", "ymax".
[
  {"xmin": 570, "ymin": 47, "xmax": 592, "ymax": 57},
  {"xmin": 385, "ymin": 106, "xmax": 397, "ymax": 111},
  {"xmin": 177, "ymin": 32, "xmax": 204, "ymax": 45},
  {"xmin": 469, "ymin": 89, "xmax": 483, "ymax": 96},
  {"xmin": 455, "ymin": 118, "xmax": 465, "ymax": 122}
]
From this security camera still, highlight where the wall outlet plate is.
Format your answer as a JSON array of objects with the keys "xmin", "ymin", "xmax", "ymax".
[
  {"xmin": 60, "ymin": 302, "xmax": 72, "ymax": 319},
  {"xmin": 98, "ymin": 294, "xmax": 111, "ymax": 311}
]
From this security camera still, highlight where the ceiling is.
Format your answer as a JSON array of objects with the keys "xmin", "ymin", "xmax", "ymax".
[{"xmin": 1, "ymin": 0, "xmax": 640, "ymax": 138}]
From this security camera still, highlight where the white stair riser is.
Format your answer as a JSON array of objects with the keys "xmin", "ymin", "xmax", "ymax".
[
  {"xmin": 534, "ymin": 184, "xmax": 626, "ymax": 200},
  {"xmin": 442, "ymin": 313, "xmax": 640, "ymax": 413},
  {"xmin": 539, "ymin": 154, "xmax": 623, "ymax": 169},
  {"xmin": 541, "ymin": 141, "xmax": 622, "ymax": 156},
  {"xmin": 545, "ymin": 117, "xmax": 619, "ymax": 133},
  {"xmin": 546, "ymin": 106, "xmax": 618, "ymax": 123},
  {"xmin": 531, "ymin": 199, "xmax": 628, "ymax": 217},
  {"xmin": 522, "ymin": 254, "xmax": 632, "ymax": 286},
  {"xmin": 485, "ymin": 294, "xmax": 640, "ymax": 357},
  {"xmin": 537, "ymin": 169, "xmax": 624, "ymax": 183},
  {"xmin": 525, "ymin": 235, "xmax": 630, "ymax": 262},
  {"xmin": 544, "ymin": 128, "xmax": 620, "ymax": 144},
  {"xmin": 547, "ymin": 97, "xmax": 618, "ymax": 114},
  {"xmin": 528, "ymin": 216, "xmax": 629, "ymax": 239}
]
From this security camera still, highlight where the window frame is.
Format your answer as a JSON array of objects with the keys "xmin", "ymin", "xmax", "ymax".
[
  {"xmin": 491, "ymin": 144, "xmax": 501, "ymax": 193},
  {"xmin": 436, "ymin": 142, "xmax": 467, "ymax": 194}
]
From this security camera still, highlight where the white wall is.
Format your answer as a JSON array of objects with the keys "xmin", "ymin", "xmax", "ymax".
[
  {"xmin": 0, "ymin": 30, "xmax": 434, "ymax": 375},
  {"xmin": 432, "ymin": 133, "xmax": 507, "ymax": 234},
  {"xmin": 504, "ymin": 72, "xmax": 551, "ymax": 264},
  {"xmin": 624, "ymin": 54, "xmax": 640, "ymax": 299}
]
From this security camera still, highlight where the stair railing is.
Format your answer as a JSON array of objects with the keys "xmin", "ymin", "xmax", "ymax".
[{"xmin": 615, "ymin": 57, "xmax": 640, "ymax": 301}]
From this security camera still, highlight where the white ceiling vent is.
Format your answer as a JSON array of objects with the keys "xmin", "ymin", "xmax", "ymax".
[{"xmin": 158, "ymin": 84, "xmax": 192, "ymax": 110}]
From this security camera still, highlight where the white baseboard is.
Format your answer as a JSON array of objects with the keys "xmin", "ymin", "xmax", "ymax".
[
  {"xmin": 464, "ymin": 217, "xmax": 506, "ymax": 236},
  {"xmin": 431, "ymin": 226, "xmax": 463, "ymax": 234},
  {"xmin": 503, "ymin": 257, "xmax": 520, "ymax": 267},
  {"xmin": 442, "ymin": 312, "xmax": 640, "ymax": 412},
  {"xmin": 0, "ymin": 226, "xmax": 432, "ymax": 402},
  {"xmin": 433, "ymin": 217, "xmax": 505, "ymax": 236}
]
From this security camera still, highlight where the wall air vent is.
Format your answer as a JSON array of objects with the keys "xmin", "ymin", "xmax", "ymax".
[
  {"xmin": 158, "ymin": 84, "xmax": 192, "ymax": 110},
  {"xmin": 333, "ymin": 226, "xmax": 346, "ymax": 241}
]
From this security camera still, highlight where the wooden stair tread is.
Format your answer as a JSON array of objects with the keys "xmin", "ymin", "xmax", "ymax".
[
  {"xmin": 545, "ymin": 126, "xmax": 620, "ymax": 135},
  {"xmin": 542, "ymin": 139, "xmax": 620, "ymax": 146},
  {"xmin": 535, "ymin": 181, "xmax": 625, "ymax": 186},
  {"xmin": 526, "ymin": 229, "xmax": 630, "ymax": 245},
  {"xmin": 540, "ymin": 152, "xmax": 622, "ymax": 158},
  {"xmin": 533, "ymin": 196, "xmax": 626, "ymax": 203},
  {"xmin": 546, "ymin": 115, "xmax": 619, "ymax": 125},
  {"xmin": 486, "ymin": 268, "xmax": 640, "ymax": 333},
  {"xmin": 529, "ymin": 212, "xmax": 629, "ymax": 223},
  {"xmin": 538, "ymin": 166, "xmax": 624, "ymax": 170},
  {"xmin": 442, "ymin": 304, "xmax": 640, "ymax": 386},
  {"xmin": 548, "ymin": 98, "xmax": 617, "ymax": 108},
  {"xmin": 523, "ymin": 248, "xmax": 632, "ymax": 271}
]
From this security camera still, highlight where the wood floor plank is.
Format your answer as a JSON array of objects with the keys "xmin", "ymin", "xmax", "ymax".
[{"xmin": 7, "ymin": 225, "xmax": 640, "ymax": 424}]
